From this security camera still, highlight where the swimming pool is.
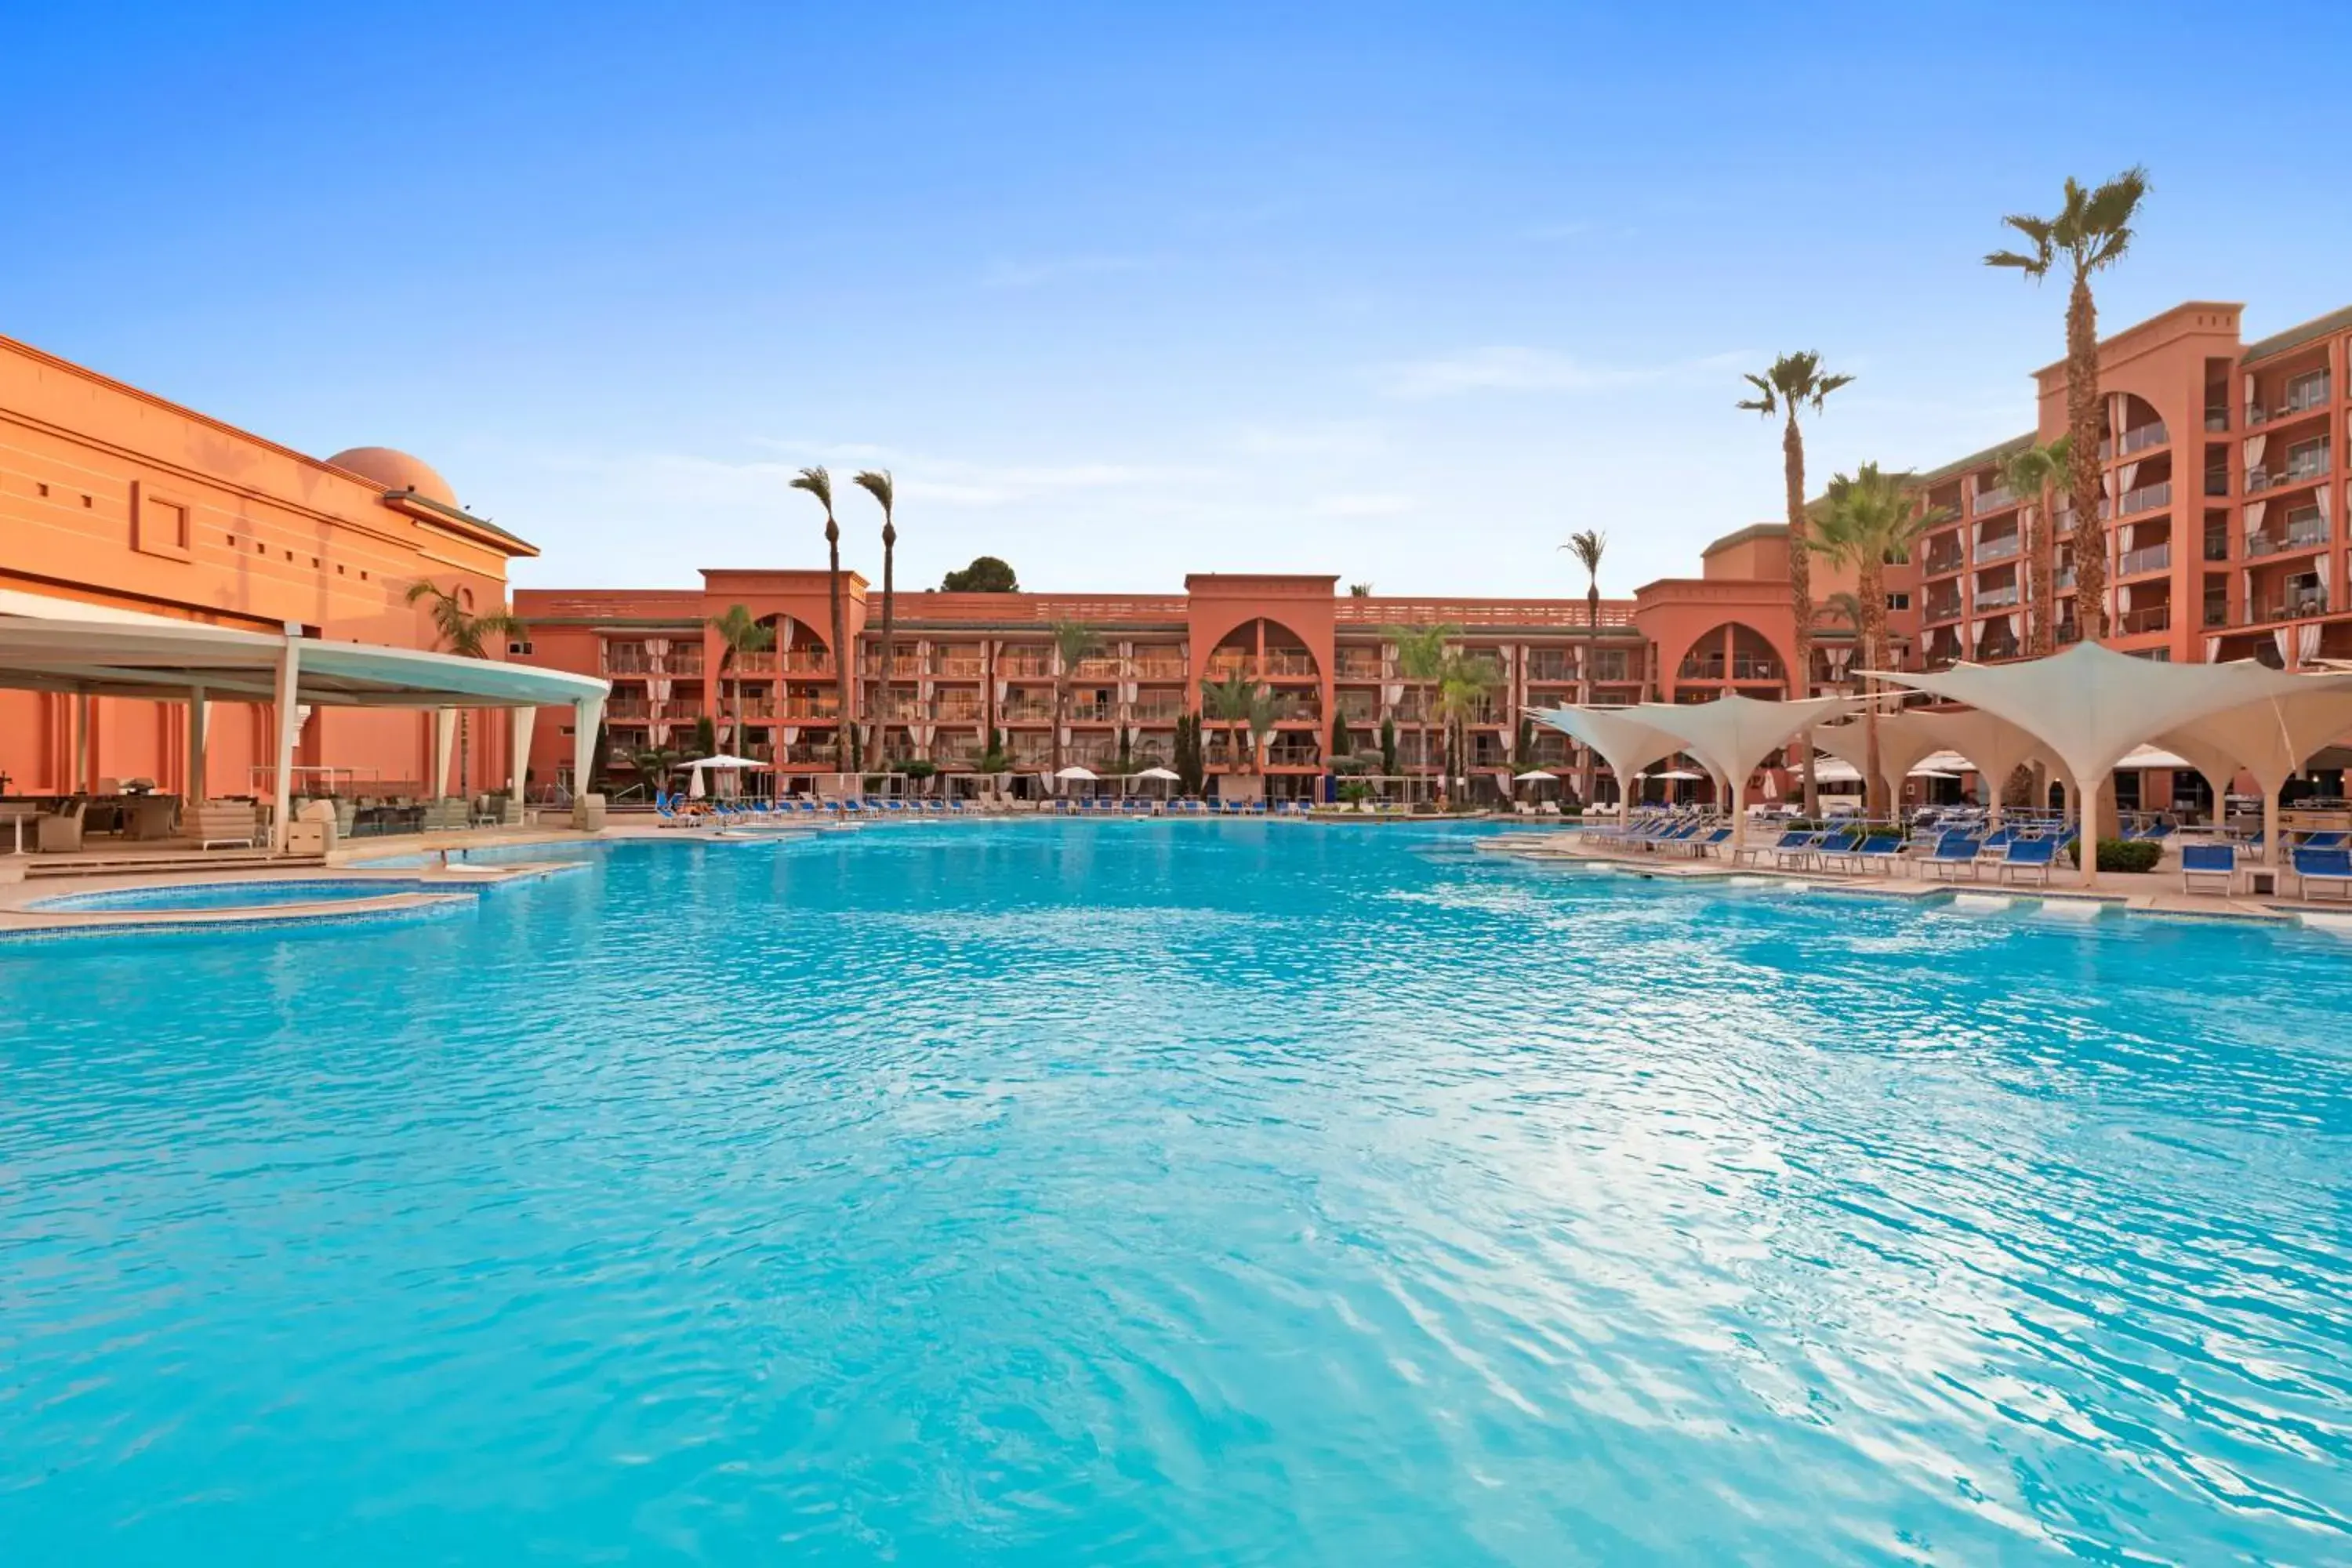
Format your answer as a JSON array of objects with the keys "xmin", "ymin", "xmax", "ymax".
[
  {"xmin": 31, "ymin": 877, "xmax": 457, "ymax": 912},
  {"xmin": 3, "ymin": 822, "xmax": 2347, "ymax": 1562}
]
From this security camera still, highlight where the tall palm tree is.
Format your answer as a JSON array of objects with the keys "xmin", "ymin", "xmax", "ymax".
[
  {"xmin": 1809, "ymin": 465, "xmax": 1946, "ymax": 818},
  {"xmin": 1986, "ymin": 166, "xmax": 2151, "ymax": 642},
  {"xmin": 790, "ymin": 466, "xmax": 854, "ymax": 771},
  {"xmin": 1824, "ymin": 590, "xmax": 1867, "ymax": 681},
  {"xmin": 1559, "ymin": 530, "xmax": 1606, "ymax": 806},
  {"xmin": 708, "ymin": 603, "xmax": 775, "ymax": 752},
  {"xmin": 1739, "ymin": 352, "xmax": 1854, "ymax": 815},
  {"xmin": 1200, "ymin": 671, "xmax": 1258, "ymax": 780},
  {"xmin": 1436, "ymin": 652, "xmax": 1503, "ymax": 805},
  {"xmin": 1048, "ymin": 620, "xmax": 1100, "ymax": 775},
  {"xmin": 405, "ymin": 579, "xmax": 524, "ymax": 797},
  {"xmin": 1998, "ymin": 434, "xmax": 2072, "ymax": 656},
  {"xmin": 1388, "ymin": 622, "xmax": 1455, "ymax": 802},
  {"xmin": 852, "ymin": 470, "xmax": 898, "ymax": 750}
]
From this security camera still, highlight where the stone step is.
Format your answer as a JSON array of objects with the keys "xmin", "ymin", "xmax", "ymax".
[{"xmin": 23, "ymin": 852, "xmax": 328, "ymax": 880}]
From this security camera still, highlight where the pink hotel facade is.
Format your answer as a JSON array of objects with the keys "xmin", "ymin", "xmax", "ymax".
[{"xmin": 1, "ymin": 295, "xmax": 2347, "ymax": 806}]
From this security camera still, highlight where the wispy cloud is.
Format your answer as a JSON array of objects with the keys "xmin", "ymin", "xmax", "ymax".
[
  {"xmin": 1378, "ymin": 346, "xmax": 1748, "ymax": 400},
  {"xmin": 980, "ymin": 254, "xmax": 1151, "ymax": 289},
  {"xmin": 536, "ymin": 441, "xmax": 1208, "ymax": 511}
]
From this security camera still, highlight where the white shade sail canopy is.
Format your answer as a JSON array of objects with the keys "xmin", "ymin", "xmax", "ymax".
[
  {"xmin": 1809, "ymin": 710, "xmax": 1953, "ymax": 804},
  {"xmin": 1630, "ymin": 694, "xmax": 1862, "ymax": 844},
  {"xmin": 1809, "ymin": 757, "xmax": 1866, "ymax": 785},
  {"xmin": 687, "ymin": 754, "xmax": 770, "ymax": 771},
  {"xmin": 1527, "ymin": 705, "xmax": 1690, "ymax": 822},
  {"xmin": 2158, "ymin": 687, "xmax": 2352, "ymax": 863},
  {"xmin": 1134, "ymin": 766, "xmax": 1182, "ymax": 781},
  {"xmin": 1512, "ymin": 768, "xmax": 1559, "ymax": 782},
  {"xmin": 1874, "ymin": 642, "xmax": 2352, "ymax": 884},
  {"xmin": 1054, "ymin": 765, "xmax": 1099, "ymax": 781}
]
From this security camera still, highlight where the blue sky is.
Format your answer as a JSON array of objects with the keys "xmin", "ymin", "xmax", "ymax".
[{"xmin": 8, "ymin": 2, "xmax": 2350, "ymax": 597}]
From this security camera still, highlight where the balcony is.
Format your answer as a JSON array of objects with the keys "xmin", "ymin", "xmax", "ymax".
[
  {"xmin": 2248, "ymin": 454, "xmax": 2331, "ymax": 494},
  {"xmin": 1524, "ymin": 655, "xmax": 1580, "ymax": 683},
  {"xmin": 1072, "ymin": 657, "xmax": 1123, "ymax": 680},
  {"xmin": 2247, "ymin": 377, "xmax": 2333, "ymax": 423},
  {"xmin": 2205, "ymin": 407, "xmax": 2229, "ymax": 432},
  {"xmin": 779, "ymin": 701, "xmax": 843, "ymax": 720},
  {"xmin": 2204, "ymin": 470, "xmax": 2230, "ymax": 497},
  {"xmin": 1333, "ymin": 653, "xmax": 1384, "ymax": 681},
  {"xmin": 2249, "ymin": 591, "xmax": 2329, "ymax": 625},
  {"xmin": 1973, "ymin": 583, "xmax": 2021, "ymax": 609},
  {"xmin": 2204, "ymin": 528, "xmax": 2230, "ymax": 562},
  {"xmin": 997, "ymin": 656, "xmax": 1053, "ymax": 679},
  {"xmin": 779, "ymin": 652, "xmax": 834, "ymax": 676},
  {"xmin": 731, "ymin": 652, "xmax": 777, "ymax": 676},
  {"xmin": 1973, "ymin": 532, "xmax": 2021, "ymax": 563},
  {"xmin": 2098, "ymin": 422, "xmax": 2169, "ymax": 459},
  {"xmin": 1066, "ymin": 702, "xmax": 1116, "ymax": 724},
  {"xmin": 1588, "ymin": 655, "xmax": 1637, "ymax": 684},
  {"xmin": 1131, "ymin": 699, "xmax": 1188, "ymax": 724},
  {"xmin": 1265, "ymin": 740, "xmax": 1324, "ymax": 768},
  {"xmin": 931, "ymin": 657, "xmax": 986, "ymax": 679},
  {"xmin": 666, "ymin": 650, "xmax": 706, "ymax": 677},
  {"xmin": 1132, "ymin": 658, "xmax": 1189, "ymax": 681},
  {"xmin": 1677, "ymin": 656, "xmax": 1783, "ymax": 683},
  {"xmin": 2117, "ymin": 543, "xmax": 2172, "ymax": 577},
  {"xmin": 1000, "ymin": 702, "xmax": 1055, "ymax": 724},
  {"xmin": 1971, "ymin": 485, "xmax": 2019, "ymax": 515},
  {"xmin": 1923, "ymin": 595, "xmax": 1965, "ymax": 625},
  {"xmin": 1922, "ymin": 547, "xmax": 1967, "ymax": 577},
  {"xmin": 2246, "ymin": 519, "xmax": 2330, "ymax": 558},
  {"xmin": 934, "ymin": 701, "xmax": 987, "ymax": 724},
  {"xmin": 2118, "ymin": 603, "xmax": 2172, "ymax": 636},
  {"xmin": 1262, "ymin": 652, "xmax": 1318, "ymax": 679},
  {"xmin": 606, "ymin": 698, "xmax": 652, "ymax": 720},
  {"xmin": 2118, "ymin": 480, "xmax": 2171, "ymax": 517}
]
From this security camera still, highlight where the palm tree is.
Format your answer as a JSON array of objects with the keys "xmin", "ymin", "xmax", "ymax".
[
  {"xmin": 852, "ymin": 470, "xmax": 898, "ymax": 750},
  {"xmin": 1986, "ymin": 166, "xmax": 2151, "ymax": 641},
  {"xmin": 1559, "ymin": 530, "xmax": 1606, "ymax": 807},
  {"xmin": 1739, "ymin": 352, "xmax": 1854, "ymax": 815},
  {"xmin": 790, "ymin": 466, "xmax": 855, "ymax": 771},
  {"xmin": 1436, "ymin": 652, "xmax": 1503, "ymax": 807},
  {"xmin": 1200, "ymin": 671, "xmax": 1258, "ymax": 780},
  {"xmin": 1809, "ymin": 464, "xmax": 1946, "ymax": 818},
  {"xmin": 405, "ymin": 579, "xmax": 524, "ymax": 797},
  {"xmin": 631, "ymin": 745, "xmax": 684, "ymax": 795},
  {"xmin": 708, "ymin": 603, "xmax": 775, "ymax": 753},
  {"xmin": 1998, "ymin": 434, "xmax": 2072, "ymax": 655},
  {"xmin": 1048, "ymin": 620, "xmax": 1100, "ymax": 775},
  {"xmin": 1388, "ymin": 622, "xmax": 1455, "ymax": 803},
  {"xmin": 1824, "ymin": 590, "xmax": 1867, "ymax": 683}
]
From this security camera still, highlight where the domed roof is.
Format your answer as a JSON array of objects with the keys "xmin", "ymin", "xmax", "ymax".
[{"xmin": 326, "ymin": 446, "xmax": 457, "ymax": 507}]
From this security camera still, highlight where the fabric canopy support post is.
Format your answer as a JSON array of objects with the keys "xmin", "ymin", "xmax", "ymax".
[
  {"xmin": 1628, "ymin": 694, "xmax": 1863, "ymax": 852},
  {"xmin": 187, "ymin": 684, "xmax": 208, "ymax": 804},
  {"xmin": 510, "ymin": 707, "xmax": 537, "ymax": 800},
  {"xmin": 270, "ymin": 630, "xmax": 303, "ymax": 854},
  {"xmin": 1873, "ymin": 642, "xmax": 2352, "ymax": 887},
  {"xmin": 2160, "ymin": 688, "xmax": 2352, "ymax": 866},
  {"xmin": 572, "ymin": 696, "xmax": 604, "ymax": 819},
  {"xmin": 432, "ymin": 709, "xmax": 457, "ymax": 802},
  {"xmin": 1526, "ymin": 705, "xmax": 1688, "ymax": 828},
  {"xmin": 1915, "ymin": 709, "xmax": 2049, "ymax": 833}
]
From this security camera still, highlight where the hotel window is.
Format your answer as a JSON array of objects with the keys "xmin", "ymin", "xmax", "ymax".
[
  {"xmin": 508, "ymin": 640, "xmax": 534, "ymax": 655},
  {"xmin": 131, "ymin": 480, "xmax": 192, "ymax": 561},
  {"xmin": 1883, "ymin": 591, "xmax": 1911, "ymax": 611},
  {"xmin": 2286, "ymin": 369, "xmax": 2329, "ymax": 411}
]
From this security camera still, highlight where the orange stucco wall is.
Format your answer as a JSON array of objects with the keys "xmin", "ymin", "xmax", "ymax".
[{"xmin": 0, "ymin": 333, "xmax": 532, "ymax": 798}]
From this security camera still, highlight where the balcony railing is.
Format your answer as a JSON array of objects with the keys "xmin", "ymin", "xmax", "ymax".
[
  {"xmin": 1974, "ymin": 584, "xmax": 2021, "ymax": 609},
  {"xmin": 2205, "ymin": 408, "xmax": 2229, "ymax": 432},
  {"xmin": 1677, "ymin": 657, "xmax": 1783, "ymax": 683},
  {"xmin": 2205, "ymin": 471, "xmax": 2230, "ymax": 497},
  {"xmin": 1262, "ymin": 652, "xmax": 1318, "ymax": 678},
  {"xmin": 1132, "ymin": 659, "xmax": 1189, "ymax": 681},
  {"xmin": 2248, "ymin": 378, "xmax": 2333, "ymax": 423},
  {"xmin": 1923, "ymin": 551, "xmax": 1967, "ymax": 576},
  {"xmin": 2246, "ymin": 521, "xmax": 2330, "ymax": 558},
  {"xmin": 2119, "ymin": 604, "xmax": 2172, "ymax": 636},
  {"xmin": 2249, "ymin": 592, "xmax": 2330, "ymax": 624},
  {"xmin": 2249, "ymin": 456, "xmax": 2330, "ymax": 493},
  {"xmin": 934, "ymin": 702, "xmax": 988, "ymax": 724},
  {"xmin": 1924, "ymin": 597, "xmax": 1965, "ymax": 624},
  {"xmin": 2204, "ymin": 530, "xmax": 2230, "ymax": 562},
  {"xmin": 931, "ymin": 657, "xmax": 986, "ymax": 679},
  {"xmin": 2099, "ymin": 423, "xmax": 2169, "ymax": 458},
  {"xmin": 1072, "ymin": 658, "xmax": 1123, "ymax": 680},
  {"xmin": 1332, "ymin": 655, "xmax": 1384, "ymax": 681},
  {"xmin": 1131, "ymin": 701, "xmax": 1188, "ymax": 724},
  {"xmin": 779, "ymin": 653, "xmax": 834, "ymax": 675},
  {"xmin": 997, "ymin": 657, "xmax": 1053, "ymax": 679},
  {"xmin": 1971, "ymin": 485, "xmax": 2019, "ymax": 515},
  {"xmin": 1000, "ymin": 703, "xmax": 1055, "ymax": 724},
  {"xmin": 2118, "ymin": 480, "xmax": 2171, "ymax": 516},
  {"xmin": 1974, "ymin": 532, "xmax": 2021, "ymax": 563},
  {"xmin": 606, "ymin": 699, "xmax": 652, "ymax": 720},
  {"xmin": 2118, "ymin": 543, "xmax": 2172, "ymax": 577},
  {"xmin": 731, "ymin": 652, "xmax": 776, "ymax": 676},
  {"xmin": 1524, "ymin": 656, "xmax": 1580, "ymax": 682},
  {"xmin": 780, "ymin": 701, "xmax": 843, "ymax": 720},
  {"xmin": 1066, "ymin": 702, "xmax": 1116, "ymax": 724}
]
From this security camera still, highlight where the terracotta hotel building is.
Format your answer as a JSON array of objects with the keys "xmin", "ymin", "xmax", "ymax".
[{"xmin": 3, "ymin": 296, "xmax": 2347, "ymax": 804}]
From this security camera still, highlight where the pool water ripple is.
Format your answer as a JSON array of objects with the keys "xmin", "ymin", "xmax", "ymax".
[{"xmin": 3, "ymin": 821, "xmax": 2350, "ymax": 1563}]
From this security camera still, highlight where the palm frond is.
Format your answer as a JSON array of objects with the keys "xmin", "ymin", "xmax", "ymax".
[
  {"xmin": 851, "ymin": 468, "xmax": 894, "ymax": 517},
  {"xmin": 790, "ymin": 465, "xmax": 833, "ymax": 512}
]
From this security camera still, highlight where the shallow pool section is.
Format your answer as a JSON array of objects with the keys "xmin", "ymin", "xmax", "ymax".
[
  {"xmin": 3, "ymin": 822, "xmax": 2349, "ymax": 1563},
  {"xmin": 29, "ymin": 877, "xmax": 456, "ymax": 912}
]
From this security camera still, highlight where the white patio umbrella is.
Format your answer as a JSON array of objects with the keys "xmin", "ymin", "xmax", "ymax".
[
  {"xmin": 1512, "ymin": 768, "xmax": 1557, "ymax": 783},
  {"xmin": 1054, "ymin": 764, "xmax": 1098, "ymax": 797},
  {"xmin": 686, "ymin": 753, "xmax": 770, "ymax": 800},
  {"xmin": 1134, "ymin": 764, "xmax": 1181, "ymax": 799}
]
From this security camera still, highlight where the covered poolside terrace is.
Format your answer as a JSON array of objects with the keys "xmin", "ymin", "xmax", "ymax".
[{"xmin": 0, "ymin": 614, "xmax": 608, "ymax": 856}]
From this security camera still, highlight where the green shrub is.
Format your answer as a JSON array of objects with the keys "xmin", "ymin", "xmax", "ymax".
[
  {"xmin": 2064, "ymin": 837, "xmax": 2161, "ymax": 873},
  {"xmin": 898, "ymin": 759, "xmax": 938, "ymax": 780}
]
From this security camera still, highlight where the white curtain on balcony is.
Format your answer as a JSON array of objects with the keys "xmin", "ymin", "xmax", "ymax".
[
  {"xmin": 2319, "ymin": 485, "xmax": 2333, "ymax": 534},
  {"xmin": 995, "ymin": 679, "xmax": 1009, "ymax": 705},
  {"xmin": 2244, "ymin": 372, "xmax": 2256, "ymax": 416},
  {"xmin": 2245, "ymin": 433, "xmax": 2267, "ymax": 470},
  {"xmin": 2275, "ymin": 629, "xmax": 2293, "ymax": 664},
  {"xmin": 653, "ymin": 678, "xmax": 672, "ymax": 703},
  {"xmin": 2118, "ymin": 461, "xmax": 2139, "ymax": 496},
  {"xmin": 1381, "ymin": 681, "xmax": 1403, "ymax": 707},
  {"xmin": 2245, "ymin": 499, "xmax": 2267, "ymax": 541},
  {"xmin": 2205, "ymin": 635, "xmax": 2223, "ymax": 662},
  {"xmin": 2299, "ymin": 623, "xmax": 2324, "ymax": 665},
  {"xmin": 781, "ymin": 727, "xmax": 798, "ymax": 747},
  {"xmin": 2318, "ymin": 554, "xmax": 2333, "ymax": 610},
  {"xmin": 2116, "ymin": 522, "xmax": 2134, "ymax": 557}
]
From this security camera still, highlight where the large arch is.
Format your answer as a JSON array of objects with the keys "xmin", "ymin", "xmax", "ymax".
[{"xmin": 1664, "ymin": 619, "xmax": 1795, "ymax": 699}]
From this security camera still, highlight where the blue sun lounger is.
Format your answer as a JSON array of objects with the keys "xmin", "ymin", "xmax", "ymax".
[
  {"xmin": 1994, "ymin": 835, "xmax": 2060, "ymax": 886},
  {"xmin": 1922, "ymin": 831, "xmax": 1984, "ymax": 880},
  {"xmin": 2292, "ymin": 846, "xmax": 2352, "ymax": 901},
  {"xmin": 2180, "ymin": 842, "xmax": 2236, "ymax": 895}
]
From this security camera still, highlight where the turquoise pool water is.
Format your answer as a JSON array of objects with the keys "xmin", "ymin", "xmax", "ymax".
[
  {"xmin": 3, "ymin": 821, "xmax": 2348, "ymax": 1563},
  {"xmin": 31, "ymin": 877, "xmax": 455, "ymax": 912}
]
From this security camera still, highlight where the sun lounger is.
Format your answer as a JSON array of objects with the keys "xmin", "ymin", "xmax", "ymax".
[
  {"xmin": 2180, "ymin": 842, "xmax": 2236, "ymax": 895},
  {"xmin": 1922, "ymin": 831, "xmax": 1985, "ymax": 880},
  {"xmin": 1771, "ymin": 830, "xmax": 1827, "ymax": 870},
  {"xmin": 1735, "ymin": 828, "xmax": 1812, "ymax": 868},
  {"xmin": 1995, "ymin": 836, "xmax": 2060, "ymax": 886},
  {"xmin": 1813, "ymin": 830, "xmax": 1870, "ymax": 873},
  {"xmin": 1852, "ymin": 833, "xmax": 1904, "ymax": 873},
  {"xmin": 2292, "ymin": 846, "xmax": 2352, "ymax": 901},
  {"xmin": 2297, "ymin": 831, "xmax": 2348, "ymax": 852}
]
